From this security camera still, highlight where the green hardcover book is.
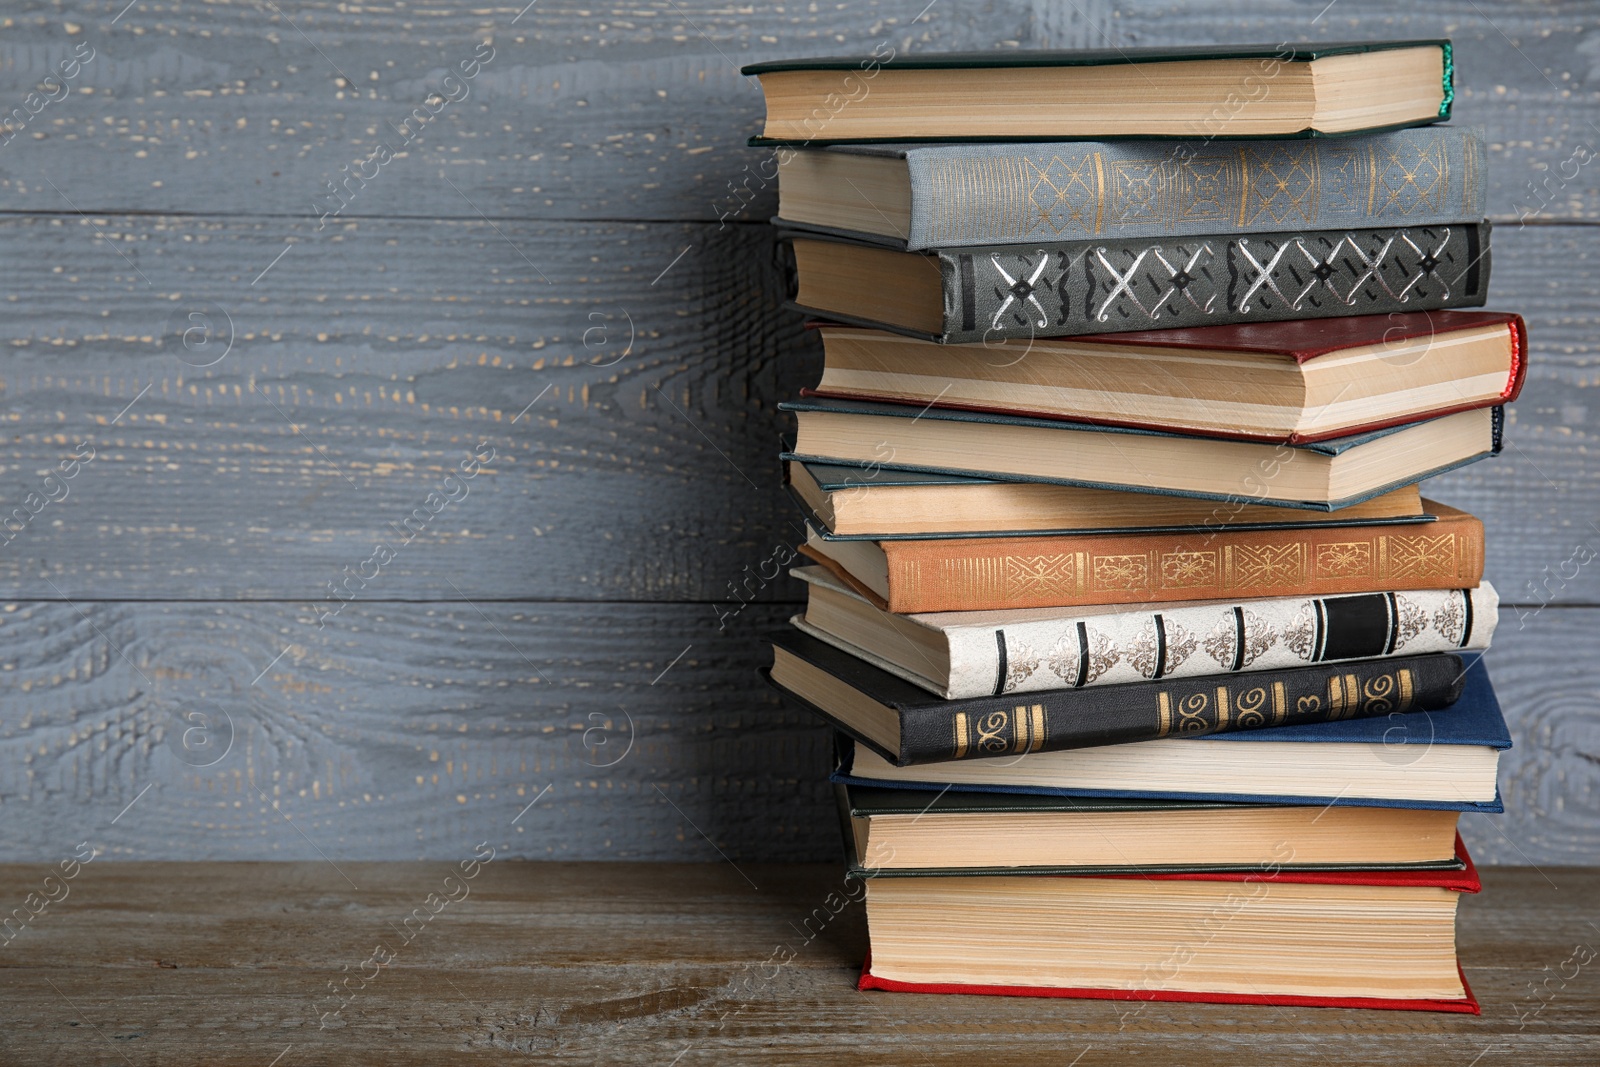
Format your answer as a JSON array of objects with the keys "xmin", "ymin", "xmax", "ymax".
[{"xmin": 743, "ymin": 41, "xmax": 1453, "ymax": 144}]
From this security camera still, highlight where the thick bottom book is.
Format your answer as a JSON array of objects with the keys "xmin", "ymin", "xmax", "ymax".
[
  {"xmin": 855, "ymin": 839, "xmax": 1482, "ymax": 1012},
  {"xmin": 858, "ymin": 960, "xmax": 1480, "ymax": 1014}
]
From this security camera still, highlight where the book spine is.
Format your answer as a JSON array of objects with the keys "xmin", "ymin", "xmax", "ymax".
[
  {"xmin": 905, "ymin": 126, "xmax": 1485, "ymax": 249},
  {"xmin": 936, "ymin": 222, "xmax": 1489, "ymax": 343},
  {"xmin": 943, "ymin": 584, "xmax": 1497, "ymax": 700},
  {"xmin": 897, "ymin": 653, "xmax": 1465, "ymax": 765},
  {"xmin": 882, "ymin": 511, "xmax": 1485, "ymax": 613}
]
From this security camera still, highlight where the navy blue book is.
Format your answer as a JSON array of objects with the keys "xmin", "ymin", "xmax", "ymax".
[{"xmin": 829, "ymin": 652, "xmax": 1507, "ymax": 812}]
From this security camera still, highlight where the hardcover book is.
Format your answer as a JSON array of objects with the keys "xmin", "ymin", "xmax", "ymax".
[
  {"xmin": 841, "ymin": 783, "xmax": 1467, "ymax": 876},
  {"xmin": 783, "ymin": 396, "xmax": 1502, "ymax": 510},
  {"xmin": 856, "ymin": 840, "xmax": 1481, "ymax": 1012},
  {"xmin": 800, "ymin": 311, "xmax": 1523, "ymax": 442},
  {"xmin": 788, "ymin": 460, "xmax": 1431, "ymax": 539},
  {"xmin": 745, "ymin": 41, "xmax": 1453, "ymax": 142},
  {"xmin": 787, "ymin": 221, "xmax": 1492, "ymax": 343},
  {"xmin": 767, "ymin": 627, "xmax": 1468, "ymax": 766},
  {"xmin": 792, "ymin": 563, "xmax": 1498, "ymax": 699},
  {"xmin": 777, "ymin": 126, "xmax": 1486, "ymax": 249},
  {"xmin": 800, "ymin": 501, "xmax": 1485, "ymax": 613},
  {"xmin": 830, "ymin": 652, "xmax": 1510, "ymax": 811}
]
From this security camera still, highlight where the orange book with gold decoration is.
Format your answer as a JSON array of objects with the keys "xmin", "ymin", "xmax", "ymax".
[{"xmin": 802, "ymin": 501, "xmax": 1483, "ymax": 613}]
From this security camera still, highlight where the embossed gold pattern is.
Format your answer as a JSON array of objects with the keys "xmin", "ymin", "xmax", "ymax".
[
  {"xmin": 1380, "ymin": 534, "xmax": 1459, "ymax": 580},
  {"xmin": 1236, "ymin": 685, "xmax": 1270, "ymax": 728},
  {"xmin": 1146, "ymin": 666, "xmax": 1423, "ymax": 745},
  {"xmin": 1315, "ymin": 541, "xmax": 1373, "ymax": 578},
  {"xmin": 974, "ymin": 709, "xmax": 1010, "ymax": 753},
  {"xmin": 1160, "ymin": 550, "xmax": 1219, "ymax": 588},
  {"xmin": 920, "ymin": 130, "xmax": 1473, "ymax": 242},
  {"xmin": 1226, "ymin": 543, "xmax": 1307, "ymax": 588},
  {"xmin": 1368, "ymin": 139, "xmax": 1449, "ymax": 215},
  {"xmin": 1003, "ymin": 554, "xmax": 1078, "ymax": 596},
  {"xmin": 1093, "ymin": 553, "xmax": 1151, "ymax": 591},
  {"xmin": 1176, "ymin": 691, "xmax": 1211, "ymax": 733},
  {"xmin": 1239, "ymin": 143, "xmax": 1320, "ymax": 226},
  {"xmin": 884, "ymin": 514, "xmax": 1479, "ymax": 612}
]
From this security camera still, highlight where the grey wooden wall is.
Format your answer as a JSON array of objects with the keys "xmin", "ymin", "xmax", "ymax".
[{"xmin": 0, "ymin": 0, "xmax": 1595, "ymax": 866}]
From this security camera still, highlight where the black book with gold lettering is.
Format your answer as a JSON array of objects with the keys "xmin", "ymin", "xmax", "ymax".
[{"xmin": 766, "ymin": 628, "xmax": 1465, "ymax": 767}]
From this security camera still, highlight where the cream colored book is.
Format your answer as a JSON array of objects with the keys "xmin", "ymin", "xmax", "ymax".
[
  {"xmin": 793, "ymin": 565, "xmax": 1498, "ymax": 700},
  {"xmin": 746, "ymin": 42, "xmax": 1452, "ymax": 142},
  {"xmin": 788, "ymin": 460, "xmax": 1427, "ymax": 538}
]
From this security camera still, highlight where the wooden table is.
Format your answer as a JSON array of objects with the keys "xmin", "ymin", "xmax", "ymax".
[{"xmin": 2, "ymin": 863, "xmax": 1596, "ymax": 1065}]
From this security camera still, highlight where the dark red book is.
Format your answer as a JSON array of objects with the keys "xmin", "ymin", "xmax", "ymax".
[
  {"xmin": 858, "ymin": 961, "xmax": 1481, "ymax": 1014},
  {"xmin": 857, "ymin": 835, "xmax": 1482, "ymax": 1013},
  {"xmin": 804, "ymin": 310, "xmax": 1526, "ymax": 444}
]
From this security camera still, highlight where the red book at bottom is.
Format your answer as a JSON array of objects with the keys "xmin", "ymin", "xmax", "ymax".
[{"xmin": 857, "ymin": 835, "xmax": 1482, "ymax": 1014}]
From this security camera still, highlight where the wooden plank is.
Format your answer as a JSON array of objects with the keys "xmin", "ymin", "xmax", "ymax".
[
  {"xmin": 0, "ymin": 598, "xmax": 1592, "ymax": 865},
  {"xmin": 0, "ymin": 214, "xmax": 816, "ymax": 600},
  {"xmin": 0, "ymin": 1, "xmax": 1594, "ymax": 223},
  {"xmin": 0, "ymin": 599, "xmax": 841, "ymax": 863},
  {"xmin": 0, "ymin": 861, "xmax": 1595, "ymax": 1065},
  {"xmin": 0, "ymin": 214, "xmax": 1593, "ymax": 603}
]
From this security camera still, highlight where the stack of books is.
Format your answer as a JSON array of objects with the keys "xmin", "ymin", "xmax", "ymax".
[{"xmin": 748, "ymin": 40, "xmax": 1522, "ymax": 1013}]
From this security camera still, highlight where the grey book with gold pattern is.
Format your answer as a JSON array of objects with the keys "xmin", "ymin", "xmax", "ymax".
[{"xmin": 790, "ymin": 126, "xmax": 1485, "ymax": 250}]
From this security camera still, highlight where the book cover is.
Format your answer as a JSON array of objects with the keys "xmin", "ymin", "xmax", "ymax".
[
  {"xmin": 768, "ymin": 628, "xmax": 1467, "ymax": 766},
  {"xmin": 788, "ymin": 461, "xmax": 1436, "ymax": 540},
  {"xmin": 745, "ymin": 41, "xmax": 1454, "ymax": 145},
  {"xmin": 857, "ymin": 963, "xmax": 1480, "ymax": 1014},
  {"xmin": 803, "ymin": 310, "xmax": 1526, "ymax": 445},
  {"xmin": 745, "ymin": 41, "xmax": 1453, "ymax": 75},
  {"xmin": 841, "ymin": 784, "xmax": 1469, "ymax": 878},
  {"xmin": 788, "ymin": 221, "xmax": 1491, "ymax": 343},
  {"xmin": 830, "ymin": 652, "xmax": 1511, "ymax": 812},
  {"xmin": 805, "ymin": 502, "xmax": 1484, "ymax": 614},
  {"xmin": 782, "ymin": 398, "xmax": 1505, "ymax": 512},
  {"xmin": 793, "ymin": 126, "xmax": 1485, "ymax": 249},
  {"xmin": 1059, "ymin": 308, "xmax": 1520, "ymax": 365},
  {"xmin": 792, "ymin": 563, "xmax": 1497, "ymax": 699},
  {"xmin": 851, "ymin": 831, "xmax": 1481, "ymax": 887},
  {"xmin": 857, "ymin": 836, "xmax": 1481, "ymax": 1012}
]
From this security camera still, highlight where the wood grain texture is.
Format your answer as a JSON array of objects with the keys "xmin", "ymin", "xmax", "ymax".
[
  {"xmin": 0, "ymin": 215, "xmax": 813, "ymax": 600},
  {"xmin": 0, "ymin": 600, "xmax": 840, "ymax": 863},
  {"xmin": 0, "ymin": 215, "xmax": 1592, "ymax": 604},
  {"xmin": 0, "ymin": 861, "xmax": 1597, "ymax": 1065},
  {"xmin": 0, "ymin": 1, "xmax": 1594, "ymax": 224},
  {"xmin": 0, "ymin": 0, "xmax": 1595, "ymax": 867},
  {"xmin": 0, "ymin": 596, "xmax": 1591, "ymax": 866}
]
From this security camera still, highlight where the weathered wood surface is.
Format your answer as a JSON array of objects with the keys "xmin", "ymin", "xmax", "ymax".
[
  {"xmin": 0, "ymin": 596, "xmax": 1590, "ymax": 867},
  {"xmin": 0, "ymin": 0, "xmax": 1596, "ymax": 866},
  {"xmin": 0, "ymin": 862, "xmax": 1596, "ymax": 1065},
  {"xmin": 0, "ymin": 1, "xmax": 1594, "ymax": 223},
  {"xmin": 0, "ymin": 600, "xmax": 841, "ymax": 862},
  {"xmin": 0, "ymin": 216, "xmax": 1593, "ymax": 604}
]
